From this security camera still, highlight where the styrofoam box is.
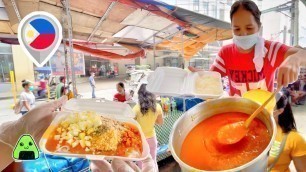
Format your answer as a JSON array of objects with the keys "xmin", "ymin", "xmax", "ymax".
[
  {"xmin": 147, "ymin": 67, "xmax": 223, "ymax": 99},
  {"xmin": 39, "ymin": 99, "xmax": 150, "ymax": 161}
]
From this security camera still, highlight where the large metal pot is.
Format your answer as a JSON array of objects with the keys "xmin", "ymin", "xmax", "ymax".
[{"xmin": 169, "ymin": 98, "xmax": 277, "ymax": 172}]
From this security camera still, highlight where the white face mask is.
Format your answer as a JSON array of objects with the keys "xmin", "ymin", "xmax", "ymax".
[{"xmin": 233, "ymin": 32, "xmax": 259, "ymax": 50}]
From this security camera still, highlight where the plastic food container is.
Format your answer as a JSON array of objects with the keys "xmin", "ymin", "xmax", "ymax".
[
  {"xmin": 39, "ymin": 99, "xmax": 150, "ymax": 161},
  {"xmin": 242, "ymin": 89, "xmax": 276, "ymax": 113},
  {"xmin": 147, "ymin": 67, "xmax": 223, "ymax": 99}
]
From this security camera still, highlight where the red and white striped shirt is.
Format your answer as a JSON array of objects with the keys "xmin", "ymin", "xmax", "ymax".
[{"xmin": 210, "ymin": 41, "xmax": 290, "ymax": 96}]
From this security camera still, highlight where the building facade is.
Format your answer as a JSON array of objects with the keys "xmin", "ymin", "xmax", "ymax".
[{"xmin": 0, "ymin": 43, "xmax": 35, "ymax": 98}]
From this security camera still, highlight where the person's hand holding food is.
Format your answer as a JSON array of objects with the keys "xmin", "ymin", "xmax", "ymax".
[
  {"xmin": 0, "ymin": 96, "xmax": 68, "ymax": 146},
  {"xmin": 90, "ymin": 155, "xmax": 157, "ymax": 172},
  {"xmin": 0, "ymin": 96, "xmax": 67, "ymax": 170}
]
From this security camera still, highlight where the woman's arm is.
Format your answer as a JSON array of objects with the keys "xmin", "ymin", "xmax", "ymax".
[
  {"xmin": 293, "ymin": 155, "xmax": 306, "ymax": 172},
  {"xmin": 284, "ymin": 47, "xmax": 306, "ymax": 63},
  {"xmin": 155, "ymin": 104, "xmax": 164, "ymax": 125},
  {"xmin": 0, "ymin": 142, "xmax": 14, "ymax": 171},
  {"xmin": 0, "ymin": 120, "xmax": 21, "ymax": 171},
  {"xmin": 277, "ymin": 47, "xmax": 306, "ymax": 89},
  {"xmin": 22, "ymin": 101, "xmax": 31, "ymax": 111},
  {"xmin": 155, "ymin": 113, "xmax": 164, "ymax": 125}
]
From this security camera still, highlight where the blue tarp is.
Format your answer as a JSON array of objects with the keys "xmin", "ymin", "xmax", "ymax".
[
  {"xmin": 174, "ymin": 97, "xmax": 204, "ymax": 111},
  {"xmin": 22, "ymin": 152, "xmax": 90, "ymax": 172},
  {"xmin": 34, "ymin": 67, "xmax": 51, "ymax": 74}
]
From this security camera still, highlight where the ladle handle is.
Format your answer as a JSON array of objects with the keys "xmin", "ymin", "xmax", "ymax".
[{"xmin": 245, "ymin": 89, "xmax": 279, "ymax": 128}]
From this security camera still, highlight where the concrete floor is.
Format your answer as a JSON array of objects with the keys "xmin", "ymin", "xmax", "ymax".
[{"xmin": 0, "ymin": 78, "xmax": 305, "ymax": 171}]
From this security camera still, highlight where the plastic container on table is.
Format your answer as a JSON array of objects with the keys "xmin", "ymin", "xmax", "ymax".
[
  {"xmin": 39, "ymin": 99, "xmax": 150, "ymax": 161},
  {"xmin": 147, "ymin": 67, "xmax": 223, "ymax": 100},
  {"xmin": 242, "ymin": 89, "xmax": 276, "ymax": 113}
]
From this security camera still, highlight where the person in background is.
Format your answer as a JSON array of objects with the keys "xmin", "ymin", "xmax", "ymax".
[
  {"xmin": 268, "ymin": 95, "xmax": 306, "ymax": 171},
  {"xmin": 181, "ymin": 63, "xmax": 185, "ymax": 69},
  {"xmin": 295, "ymin": 75, "xmax": 306, "ymax": 105},
  {"xmin": 20, "ymin": 80, "xmax": 35, "ymax": 115},
  {"xmin": 113, "ymin": 82, "xmax": 131, "ymax": 102},
  {"xmin": 49, "ymin": 83, "xmax": 57, "ymax": 100},
  {"xmin": 130, "ymin": 90, "xmax": 135, "ymax": 99},
  {"xmin": 298, "ymin": 76, "xmax": 306, "ymax": 105},
  {"xmin": 133, "ymin": 84, "xmax": 163, "ymax": 170},
  {"xmin": 60, "ymin": 85, "xmax": 67, "ymax": 98},
  {"xmin": 287, "ymin": 75, "xmax": 306, "ymax": 106},
  {"xmin": 287, "ymin": 84, "xmax": 300, "ymax": 106},
  {"xmin": 89, "ymin": 72, "xmax": 96, "ymax": 99},
  {"xmin": 55, "ymin": 76, "xmax": 65, "ymax": 99},
  {"xmin": 37, "ymin": 76, "xmax": 47, "ymax": 97},
  {"xmin": 67, "ymin": 82, "xmax": 77, "ymax": 100}
]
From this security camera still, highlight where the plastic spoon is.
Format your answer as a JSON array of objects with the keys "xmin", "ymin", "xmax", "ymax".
[{"xmin": 217, "ymin": 90, "xmax": 277, "ymax": 145}]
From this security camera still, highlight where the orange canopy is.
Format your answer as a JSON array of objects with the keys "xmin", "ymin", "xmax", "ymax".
[{"xmin": 72, "ymin": 43, "xmax": 145, "ymax": 60}]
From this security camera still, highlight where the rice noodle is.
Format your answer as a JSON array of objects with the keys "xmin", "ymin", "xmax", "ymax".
[
  {"xmin": 55, "ymin": 146, "xmax": 70, "ymax": 153},
  {"xmin": 195, "ymin": 75, "xmax": 222, "ymax": 95}
]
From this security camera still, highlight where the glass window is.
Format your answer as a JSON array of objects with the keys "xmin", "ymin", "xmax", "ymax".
[
  {"xmin": 202, "ymin": 1, "xmax": 209, "ymax": 15},
  {"xmin": 210, "ymin": 4, "xmax": 217, "ymax": 18},
  {"xmin": 0, "ymin": 43, "xmax": 14, "ymax": 83},
  {"xmin": 219, "ymin": 8, "xmax": 225, "ymax": 20},
  {"xmin": 193, "ymin": 0, "xmax": 199, "ymax": 12},
  {"xmin": 163, "ymin": 57, "xmax": 182, "ymax": 67}
]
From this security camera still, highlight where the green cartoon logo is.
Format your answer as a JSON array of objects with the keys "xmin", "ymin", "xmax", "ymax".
[{"xmin": 13, "ymin": 134, "xmax": 39, "ymax": 160}]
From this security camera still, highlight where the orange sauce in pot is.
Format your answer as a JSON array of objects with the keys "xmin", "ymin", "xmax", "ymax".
[{"xmin": 180, "ymin": 112, "xmax": 270, "ymax": 170}]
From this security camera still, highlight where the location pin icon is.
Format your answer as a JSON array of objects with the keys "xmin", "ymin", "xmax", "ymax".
[{"xmin": 18, "ymin": 11, "xmax": 62, "ymax": 67}]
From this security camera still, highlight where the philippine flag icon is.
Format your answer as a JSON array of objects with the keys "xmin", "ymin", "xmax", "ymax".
[
  {"xmin": 18, "ymin": 11, "xmax": 62, "ymax": 67},
  {"xmin": 24, "ymin": 18, "xmax": 56, "ymax": 50}
]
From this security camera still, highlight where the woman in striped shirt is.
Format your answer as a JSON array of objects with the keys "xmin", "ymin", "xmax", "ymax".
[{"xmin": 190, "ymin": 0, "xmax": 306, "ymax": 97}]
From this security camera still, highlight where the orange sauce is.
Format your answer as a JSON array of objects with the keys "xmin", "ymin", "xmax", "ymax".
[
  {"xmin": 45, "ymin": 123, "xmax": 142, "ymax": 156},
  {"xmin": 180, "ymin": 112, "xmax": 270, "ymax": 170}
]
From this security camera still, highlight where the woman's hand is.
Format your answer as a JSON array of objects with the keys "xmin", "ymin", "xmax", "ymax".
[
  {"xmin": 0, "ymin": 96, "xmax": 67, "ymax": 147},
  {"xmin": 0, "ymin": 96, "xmax": 67, "ymax": 171},
  {"xmin": 277, "ymin": 50, "xmax": 306, "ymax": 89},
  {"xmin": 90, "ymin": 155, "xmax": 157, "ymax": 172}
]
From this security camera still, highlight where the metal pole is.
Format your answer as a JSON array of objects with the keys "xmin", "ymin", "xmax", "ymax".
[
  {"xmin": 141, "ymin": 23, "xmax": 176, "ymax": 46},
  {"xmin": 10, "ymin": 71, "xmax": 17, "ymax": 104},
  {"xmin": 283, "ymin": 25, "xmax": 287, "ymax": 44},
  {"xmin": 290, "ymin": 0, "xmax": 299, "ymax": 46},
  {"xmin": 0, "ymin": 63, "xmax": 5, "ymax": 82},
  {"xmin": 183, "ymin": 97, "xmax": 186, "ymax": 112},
  {"xmin": 10, "ymin": 0, "xmax": 21, "ymax": 22},
  {"xmin": 87, "ymin": 2, "xmax": 117, "ymax": 42},
  {"xmin": 64, "ymin": 0, "xmax": 77, "ymax": 96},
  {"xmin": 294, "ymin": 0, "xmax": 299, "ymax": 46},
  {"xmin": 153, "ymin": 35, "xmax": 156, "ymax": 70},
  {"xmin": 61, "ymin": 14, "xmax": 70, "ymax": 83},
  {"xmin": 181, "ymin": 29, "xmax": 184, "ymax": 68}
]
